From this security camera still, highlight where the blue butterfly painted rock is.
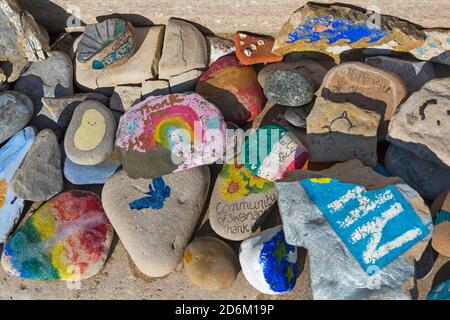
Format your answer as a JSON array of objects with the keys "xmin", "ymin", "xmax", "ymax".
[
  {"xmin": 272, "ymin": 3, "xmax": 425, "ymax": 60},
  {"xmin": 129, "ymin": 177, "xmax": 171, "ymax": 210}
]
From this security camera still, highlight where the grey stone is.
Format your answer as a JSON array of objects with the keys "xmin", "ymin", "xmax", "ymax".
[
  {"xmin": 206, "ymin": 36, "xmax": 235, "ymax": 65},
  {"xmin": 169, "ymin": 69, "xmax": 202, "ymax": 93},
  {"xmin": 102, "ymin": 166, "xmax": 210, "ymax": 277},
  {"xmin": 0, "ymin": 68, "xmax": 6, "ymax": 87},
  {"xmin": 0, "ymin": 91, "xmax": 33, "ymax": 144},
  {"xmin": 158, "ymin": 18, "xmax": 207, "ymax": 79},
  {"xmin": 365, "ymin": 56, "xmax": 436, "ymax": 93},
  {"xmin": 11, "ymin": 129, "xmax": 63, "ymax": 201},
  {"xmin": 276, "ymin": 160, "xmax": 432, "ymax": 299},
  {"xmin": 141, "ymin": 79, "xmax": 170, "ymax": 98},
  {"xmin": 110, "ymin": 85, "xmax": 142, "ymax": 112},
  {"xmin": 64, "ymin": 100, "xmax": 116, "ymax": 165},
  {"xmin": 0, "ymin": 0, "xmax": 50, "ymax": 82},
  {"xmin": 385, "ymin": 144, "xmax": 450, "ymax": 200},
  {"xmin": 14, "ymin": 51, "xmax": 73, "ymax": 114}
]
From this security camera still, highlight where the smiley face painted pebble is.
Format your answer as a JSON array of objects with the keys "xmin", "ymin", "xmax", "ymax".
[
  {"xmin": 65, "ymin": 100, "xmax": 116, "ymax": 165},
  {"xmin": 233, "ymin": 32, "xmax": 282, "ymax": 65},
  {"xmin": 76, "ymin": 19, "xmax": 136, "ymax": 70}
]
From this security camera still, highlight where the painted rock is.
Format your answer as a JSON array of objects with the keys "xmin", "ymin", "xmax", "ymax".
[
  {"xmin": 102, "ymin": 167, "xmax": 210, "ymax": 277},
  {"xmin": 209, "ymin": 158, "xmax": 277, "ymax": 241},
  {"xmin": 240, "ymin": 226, "xmax": 298, "ymax": 295},
  {"xmin": 158, "ymin": 18, "xmax": 207, "ymax": 79},
  {"xmin": 0, "ymin": 0, "xmax": 50, "ymax": 82},
  {"xmin": 431, "ymin": 191, "xmax": 450, "ymax": 258},
  {"xmin": 233, "ymin": 32, "xmax": 282, "ymax": 65},
  {"xmin": 110, "ymin": 85, "xmax": 141, "ymax": 112},
  {"xmin": 14, "ymin": 51, "xmax": 73, "ymax": 113},
  {"xmin": 258, "ymin": 60, "xmax": 327, "ymax": 107},
  {"xmin": 272, "ymin": 3, "xmax": 424, "ymax": 60},
  {"xmin": 304, "ymin": 97, "xmax": 380, "ymax": 166},
  {"xmin": 385, "ymin": 144, "xmax": 450, "ymax": 200},
  {"xmin": 410, "ymin": 29, "xmax": 450, "ymax": 66},
  {"xmin": 76, "ymin": 19, "xmax": 136, "ymax": 70},
  {"xmin": 195, "ymin": 55, "xmax": 265, "ymax": 125},
  {"xmin": 0, "ymin": 127, "xmax": 35, "ymax": 242},
  {"xmin": 387, "ymin": 77, "xmax": 450, "ymax": 168},
  {"xmin": 39, "ymin": 93, "xmax": 109, "ymax": 129},
  {"xmin": 206, "ymin": 36, "xmax": 235, "ymax": 65},
  {"xmin": 1, "ymin": 190, "xmax": 113, "ymax": 280},
  {"xmin": 0, "ymin": 91, "xmax": 34, "ymax": 144},
  {"xmin": 11, "ymin": 129, "xmax": 62, "ymax": 202},
  {"xmin": 184, "ymin": 237, "xmax": 239, "ymax": 291},
  {"xmin": 65, "ymin": 100, "xmax": 116, "ymax": 166},
  {"xmin": 115, "ymin": 93, "xmax": 226, "ymax": 179},
  {"xmin": 365, "ymin": 56, "xmax": 436, "ymax": 94},
  {"xmin": 75, "ymin": 26, "xmax": 164, "ymax": 94},
  {"xmin": 243, "ymin": 124, "xmax": 309, "ymax": 181},
  {"xmin": 318, "ymin": 62, "xmax": 407, "ymax": 125},
  {"xmin": 64, "ymin": 157, "xmax": 121, "ymax": 185},
  {"xmin": 276, "ymin": 160, "xmax": 432, "ymax": 299},
  {"xmin": 427, "ymin": 279, "xmax": 450, "ymax": 300}
]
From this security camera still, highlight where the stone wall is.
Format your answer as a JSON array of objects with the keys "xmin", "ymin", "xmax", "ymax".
[{"xmin": 18, "ymin": 0, "xmax": 450, "ymax": 36}]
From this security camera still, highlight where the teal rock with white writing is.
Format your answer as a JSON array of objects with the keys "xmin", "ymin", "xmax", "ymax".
[{"xmin": 0, "ymin": 127, "xmax": 35, "ymax": 242}]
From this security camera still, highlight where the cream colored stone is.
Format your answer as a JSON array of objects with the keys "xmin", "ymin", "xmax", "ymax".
[
  {"xmin": 169, "ymin": 69, "xmax": 203, "ymax": 93},
  {"xmin": 110, "ymin": 85, "xmax": 142, "ymax": 112},
  {"xmin": 141, "ymin": 80, "xmax": 171, "ymax": 98}
]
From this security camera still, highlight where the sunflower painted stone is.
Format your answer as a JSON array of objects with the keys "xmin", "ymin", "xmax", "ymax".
[
  {"xmin": 115, "ymin": 93, "xmax": 226, "ymax": 179},
  {"xmin": 240, "ymin": 225, "xmax": 298, "ymax": 295},
  {"xmin": 233, "ymin": 32, "xmax": 282, "ymax": 65},
  {"xmin": 195, "ymin": 55, "xmax": 265, "ymax": 125},
  {"xmin": 76, "ymin": 19, "xmax": 136, "ymax": 70},
  {"xmin": 209, "ymin": 158, "xmax": 277, "ymax": 241},
  {"xmin": 1, "ymin": 190, "xmax": 113, "ymax": 280},
  {"xmin": 243, "ymin": 124, "xmax": 308, "ymax": 182},
  {"xmin": 0, "ymin": 127, "xmax": 35, "ymax": 243},
  {"xmin": 272, "ymin": 3, "xmax": 424, "ymax": 61}
]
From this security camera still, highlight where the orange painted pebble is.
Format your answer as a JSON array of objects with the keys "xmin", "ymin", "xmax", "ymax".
[{"xmin": 233, "ymin": 32, "xmax": 283, "ymax": 65}]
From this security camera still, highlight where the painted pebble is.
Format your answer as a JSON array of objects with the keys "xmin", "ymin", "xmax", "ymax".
[
  {"xmin": 243, "ymin": 124, "xmax": 309, "ymax": 181},
  {"xmin": 184, "ymin": 237, "xmax": 239, "ymax": 291},
  {"xmin": 115, "ymin": 93, "xmax": 226, "ymax": 179},
  {"xmin": 11, "ymin": 129, "xmax": 63, "ymax": 202},
  {"xmin": 65, "ymin": 100, "xmax": 116, "ymax": 166},
  {"xmin": 102, "ymin": 167, "xmax": 210, "ymax": 277},
  {"xmin": 195, "ymin": 55, "xmax": 265, "ymax": 125},
  {"xmin": 410, "ymin": 28, "xmax": 450, "ymax": 66},
  {"xmin": 64, "ymin": 157, "xmax": 121, "ymax": 185},
  {"xmin": 431, "ymin": 191, "xmax": 450, "ymax": 257},
  {"xmin": 76, "ymin": 19, "xmax": 136, "ymax": 70},
  {"xmin": 0, "ymin": 91, "xmax": 34, "ymax": 144},
  {"xmin": 0, "ymin": 127, "xmax": 35, "ymax": 243},
  {"xmin": 209, "ymin": 157, "xmax": 277, "ymax": 241},
  {"xmin": 1, "ymin": 190, "xmax": 113, "ymax": 280},
  {"xmin": 240, "ymin": 226, "xmax": 298, "ymax": 295},
  {"xmin": 233, "ymin": 32, "xmax": 282, "ymax": 65}
]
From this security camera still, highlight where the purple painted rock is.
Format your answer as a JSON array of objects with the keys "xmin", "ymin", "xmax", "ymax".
[{"xmin": 115, "ymin": 93, "xmax": 227, "ymax": 178}]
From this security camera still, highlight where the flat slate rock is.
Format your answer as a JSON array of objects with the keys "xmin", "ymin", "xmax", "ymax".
[
  {"xmin": 65, "ymin": 100, "xmax": 116, "ymax": 165},
  {"xmin": 431, "ymin": 191, "xmax": 450, "ymax": 258},
  {"xmin": 1, "ymin": 190, "xmax": 113, "ymax": 280},
  {"xmin": 387, "ymin": 77, "xmax": 450, "ymax": 168},
  {"xmin": 64, "ymin": 157, "xmax": 121, "ymax": 185},
  {"xmin": 272, "ymin": 2, "xmax": 425, "ymax": 61},
  {"xmin": 0, "ymin": 127, "xmax": 35, "ymax": 243},
  {"xmin": 276, "ymin": 160, "xmax": 432, "ymax": 299},
  {"xmin": 240, "ymin": 225, "xmax": 298, "ymax": 295},
  {"xmin": 233, "ymin": 32, "xmax": 282, "ymax": 65},
  {"xmin": 14, "ymin": 51, "xmax": 73, "ymax": 113},
  {"xmin": 11, "ymin": 129, "xmax": 63, "ymax": 202},
  {"xmin": 0, "ymin": 0, "xmax": 50, "ymax": 82},
  {"xmin": 0, "ymin": 91, "xmax": 34, "ymax": 144},
  {"xmin": 195, "ymin": 55, "xmax": 265, "ymax": 125},
  {"xmin": 209, "ymin": 158, "xmax": 277, "ymax": 241},
  {"xmin": 115, "ymin": 93, "xmax": 226, "ymax": 179},
  {"xmin": 76, "ymin": 19, "xmax": 136, "ymax": 70},
  {"xmin": 102, "ymin": 166, "xmax": 210, "ymax": 277},
  {"xmin": 384, "ymin": 144, "xmax": 450, "ymax": 200},
  {"xmin": 184, "ymin": 237, "xmax": 239, "ymax": 291}
]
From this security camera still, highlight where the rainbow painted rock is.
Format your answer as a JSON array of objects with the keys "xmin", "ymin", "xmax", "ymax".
[
  {"xmin": 76, "ymin": 19, "xmax": 136, "ymax": 70},
  {"xmin": 272, "ymin": 3, "xmax": 424, "ymax": 61},
  {"xmin": 0, "ymin": 127, "xmax": 35, "ymax": 243},
  {"xmin": 243, "ymin": 124, "xmax": 308, "ymax": 181},
  {"xmin": 115, "ymin": 93, "xmax": 227, "ymax": 179},
  {"xmin": 240, "ymin": 225, "xmax": 298, "ymax": 295},
  {"xmin": 195, "ymin": 55, "xmax": 265, "ymax": 125},
  {"xmin": 1, "ymin": 190, "xmax": 113, "ymax": 281}
]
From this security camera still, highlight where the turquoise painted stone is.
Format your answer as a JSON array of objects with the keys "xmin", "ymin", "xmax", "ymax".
[
  {"xmin": 428, "ymin": 279, "xmax": 450, "ymax": 300},
  {"xmin": 0, "ymin": 127, "xmax": 35, "ymax": 242}
]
